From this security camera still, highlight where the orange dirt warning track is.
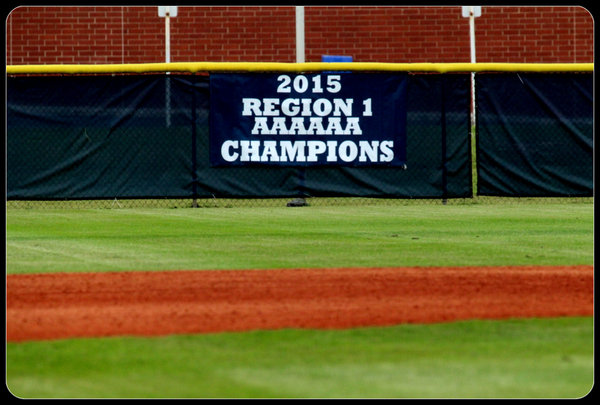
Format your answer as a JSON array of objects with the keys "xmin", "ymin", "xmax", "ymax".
[{"xmin": 6, "ymin": 265, "xmax": 594, "ymax": 342}]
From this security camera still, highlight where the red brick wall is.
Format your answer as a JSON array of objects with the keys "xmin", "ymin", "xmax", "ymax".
[
  {"xmin": 305, "ymin": 7, "xmax": 470, "ymax": 63},
  {"xmin": 476, "ymin": 6, "xmax": 593, "ymax": 62},
  {"xmin": 6, "ymin": 6, "xmax": 593, "ymax": 65},
  {"xmin": 170, "ymin": 6, "xmax": 295, "ymax": 62}
]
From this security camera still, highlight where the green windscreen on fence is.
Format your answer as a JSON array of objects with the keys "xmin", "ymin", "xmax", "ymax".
[
  {"xmin": 7, "ymin": 73, "xmax": 472, "ymax": 200},
  {"xmin": 475, "ymin": 73, "xmax": 593, "ymax": 197},
  {"xmin": 8, "ymin": 69, "xmax": 592, "ymax": 202}
]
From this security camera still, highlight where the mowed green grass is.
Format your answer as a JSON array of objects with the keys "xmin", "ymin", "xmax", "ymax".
[
  {"xmin": 5, "ymin": 203, "xmax": 594, "ymax": 398},
  {"xmin": 7, "ymin": 318, "xmax": 593, "ymax": 399},
  {"xmin": 5, "ymin": 203, "xmax": 594, "ymax": 274}
]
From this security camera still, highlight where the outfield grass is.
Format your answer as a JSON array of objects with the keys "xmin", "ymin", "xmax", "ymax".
[
  {"xmin": 5, "ymin": 202, "xmax": 594, "ymax": 398},
  {"xmin": 6, "ymin": 317, "xmax": 593, "ymax": 399},
  {"xmin": 5, "ymin": 203, "xmax": 594, "ymax": 274}
]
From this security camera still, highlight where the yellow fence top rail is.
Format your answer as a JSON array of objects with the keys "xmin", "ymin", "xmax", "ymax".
[{"xmin": 6, "ymin": 62, "xmax": 594, "ymax": 75}]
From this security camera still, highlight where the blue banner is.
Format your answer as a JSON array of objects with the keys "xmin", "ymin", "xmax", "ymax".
[{"xmin": 210, "ymin": 73, "xmax": 407, "ymax": 166}]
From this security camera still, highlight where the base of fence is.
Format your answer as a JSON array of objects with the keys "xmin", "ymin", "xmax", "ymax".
[{"xmin": 287, "ymin": 198, "xmax": 309, "ymax": 207}]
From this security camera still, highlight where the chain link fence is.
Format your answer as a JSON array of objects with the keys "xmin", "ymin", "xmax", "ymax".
[
  {"xmin": 475, "ymin": 72, "xmax": 593, "ymax": 198},
  {"xmin": 6, "ymin": 69, "xmax": 593, "ymax": 209},
  {"xmin": 4, "ymin": 196, "xmax": 593, "ymax": 210}
]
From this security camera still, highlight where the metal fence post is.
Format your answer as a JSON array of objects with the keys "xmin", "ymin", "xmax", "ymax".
[{"xmin": 441, "ymin": 75, "xmax": 448, "ymax": 205}]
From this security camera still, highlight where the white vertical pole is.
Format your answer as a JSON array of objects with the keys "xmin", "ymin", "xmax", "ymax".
[
  {"xmin": 165, "ymin": 7, "xmax": 171, "ymax": 127},
  {"xmin": 469, "ymin": 7, "xmax": 476, "ymax": 65},
  {"xmin": 165, "ymin": 8, "xmax": 171, "ymax": 64},
  {"xmin": 469, "ymin": 6, "xmax": 476, "ymax": 128},
  {"xmin": 295, "ymin": 6, "xmax": 305, "ymax": 63},
  {"xmin": 293, "ymin": 6, "xmax": 307, "ymax": 205}
]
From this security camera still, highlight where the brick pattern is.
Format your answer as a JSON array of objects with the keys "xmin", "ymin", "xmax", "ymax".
[
  {"xmin": 305, "ymin": 7, "xmax": 470, "ymax": 63},
  {"xmin": 170, "ymin": 6, "xmax": 295, "ymax": 62},
  {"xmin": 476, "ymin": 6, "xmax": 594, "ymax": 62},
  {"xmin": 6, "ymin": 6, "xmax": 593, "ymax": 65}
]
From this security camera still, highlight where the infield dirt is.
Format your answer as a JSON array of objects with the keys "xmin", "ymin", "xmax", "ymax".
[{"xmin": 7, "ymin": 265, "xmax": 593, "ymax": 342}]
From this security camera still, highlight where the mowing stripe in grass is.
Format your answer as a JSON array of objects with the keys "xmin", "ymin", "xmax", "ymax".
[
  {"xmin": 6, "ymin": 204, "xmax": 593, "ymax": 274},
  {"xmin": 6, "ymin": 317, "xmax": 593, "ymax": 399}
]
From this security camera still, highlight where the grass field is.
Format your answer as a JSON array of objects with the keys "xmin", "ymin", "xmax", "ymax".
[
  {"xmin": 7, "ymin": 318, "xmax": 593, "ymax": 399},
  {"xmin": 5, "ymin": 201, "xmax": 594, "ymax": 398},
  {"xmin": 5, "ymin": 203, "xmax": 593, "ymax": 274}
]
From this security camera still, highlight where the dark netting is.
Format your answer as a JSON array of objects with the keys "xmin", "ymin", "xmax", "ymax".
[
  {"xmin": 6, "ymin": 71, "xmax": 592, "ymax": 208},
  {"xmin": 475, "ymin": 72, "xmax": 593, "ymax": 197},
  {"xmin": 7, "ymin": 75, "xmax": 194, "ymax": 200}
]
